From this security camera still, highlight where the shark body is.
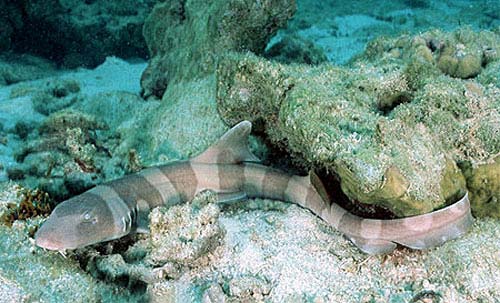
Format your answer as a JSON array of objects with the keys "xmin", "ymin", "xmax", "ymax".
[{"xmin": 35, "ymin": 121, "xmax": 473, "ymax": 254}]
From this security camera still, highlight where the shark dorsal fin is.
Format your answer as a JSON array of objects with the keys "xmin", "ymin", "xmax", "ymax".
[{"xmin": 192, "ymin": 120, "xmax": 260, "ymax": 164}]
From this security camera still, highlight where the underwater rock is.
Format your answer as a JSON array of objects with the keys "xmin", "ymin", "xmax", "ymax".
[
  {"xmin": 31, "ymin": 79, "xmax": 81, "ymax": 115},
  {"xmin": 463, "ymin": 156, "xmax": 500, "ymax": 218},
  {"xmin": 216, "ymin": 26, "xmax": 499, "ymax": 217},
  {"xmin": 3, "ymin": 0, "xmax": 156, "ymax": 67},
  {"xmin": 10, "ymin": 110, "xmax": 112, "ymax": 200},
  {"xmin": 227, "ymin": 275, "xmax": 271, "ymax": 301},
  {"xmin": 0, "ymin": 273, "xmax": 28, "ymax": 303},
  {"xmin": 359, "ymin": 27, "xmax": 500, "ymax": 81},
  {"xmin": 0, "ymin": 54, "xmax": 57, "ymax": 86},
  {"xmin": 0, "ymin": 1, "xmax": 22, "ymax": 52},
  {"xmin": 140, "ymin": 0, "xmax": 296, "ymax": 99},
  {"xmin": 264, "ymin": 34, "xmax": 328, "ymax": 65},
  {"xmin": 147, "ymin": 191, "xmax": 225, "ymax": 267}
]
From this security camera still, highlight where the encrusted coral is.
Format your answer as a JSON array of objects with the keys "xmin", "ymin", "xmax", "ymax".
[
  {"xmin": 31, "ymin": 78, "xmax": 81, "ymax": 115},
  {"xmin": 0, "ymin": 183, "xmax": 49, "ymax": 227},
  {"xmin": 89, "ymin": 191, "xmax": 225, "ymax": 288},
  {"xmin": 10, "ymin": 110, "xmax": 113, "ymax": 200},
  {"xmin": 146, "ymin": 191, "xmax": 224, "ymax": 267},
  {"xmin": 140, "ymin": 0, "xmax": 296, "ymax": 99},
  {"xmin": 216, "ymin": 27, "xmax": 499, "ymax": 217}
]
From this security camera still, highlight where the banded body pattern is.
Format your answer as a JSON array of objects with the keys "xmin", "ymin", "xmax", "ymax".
[
  {"xmin": 35, "ymin": 120, "xmax": 473, "ymax": 254},
  {"xmin": 89, "ymin": 161, "xmax": 330, "ymax": 237}
]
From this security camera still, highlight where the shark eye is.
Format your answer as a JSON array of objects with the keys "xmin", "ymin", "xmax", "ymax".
[{"xmin": 82, "ymin": 211, "xmax": 97, "ymax": 224}]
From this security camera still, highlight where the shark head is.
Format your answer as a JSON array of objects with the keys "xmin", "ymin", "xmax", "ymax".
[{"xmin": 35, "ymin": 192, "xmax": 119, "ymax": 251}]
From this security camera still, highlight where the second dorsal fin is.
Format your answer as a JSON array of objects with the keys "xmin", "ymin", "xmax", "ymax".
[{"xmin": 192, "ymin": 121, "xmax": 260, "ymax": 164}]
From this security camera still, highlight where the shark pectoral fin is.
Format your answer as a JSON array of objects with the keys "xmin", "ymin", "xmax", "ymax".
[
  {"xmin": 192, "ymin": 121, "xmax": 260, "ymax": 164},
  {"xmin": 216, "ymin": 191, "xmax": 248, "ymax": 204},
  {"xmin": 348, "ymin": 236, "xmax": 397, "ymax": 255},
  {"xmin": 135, "ymin": 213, "xmax": 150, "ymax": 233},
  {"xmin": 135, "ymin": 225, "xmax": 150, "ymax": 234}
]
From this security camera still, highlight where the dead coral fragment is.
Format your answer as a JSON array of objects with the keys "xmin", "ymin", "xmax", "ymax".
[
  {"xmin": 32, "ymin": 79, "xmax": 81, "ymax": 115},
  {"xmin": 0, "ymin": 184, "xmax": 51, "ymax": 227},
  {"xmin": 39, "ymin": 110, "xmax": 107, "ymax": 134},
  {"xmin": 147, "ymin": 190, "xmax": 225, "ymax": 267},
  {"xmin": 89, "ymin": 191, "xmax": 225, "ymax": 286},
  {"xmin": 463, "ymin": 156, "xmax": 500, "ymax": 218},
  {"xmin": 10, "ymin": 109, "xmax": 114, "ymax": 200}
]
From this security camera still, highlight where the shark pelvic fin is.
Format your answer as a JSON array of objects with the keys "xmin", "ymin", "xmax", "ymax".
[{"xmin": 192, "ymin": 121, "xmax": 260, "ymax": 164}]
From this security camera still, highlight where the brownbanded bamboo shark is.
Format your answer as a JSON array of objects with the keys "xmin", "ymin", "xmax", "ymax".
[{"xmin": 35, "ymin": 121, "xmax": 473, "ymax": 255}]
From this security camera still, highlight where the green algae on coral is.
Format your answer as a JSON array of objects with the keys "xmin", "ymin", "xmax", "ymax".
[
  {"xmin": 462, "ymin": 156, "xmax": 500, "ymax": 218},
  {"xmin": 140, "ymin": 0, "xmax": 296, "ymax": 99},
  {"xmin": 216, "ymin": 26, "xmax": 499, "ymax": 217},
  {"xmin": 216, "ymin": 52, "xmax": 468, "ymax": 216}
]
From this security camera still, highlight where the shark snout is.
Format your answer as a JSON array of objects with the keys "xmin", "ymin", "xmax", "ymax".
[
  {"xmin": 35, "ymin": 214, "xmax": 77, "ymax": 251},
  {"xmin": 35, "ymin": 224, "xmax": 65, "ymax": 250}
]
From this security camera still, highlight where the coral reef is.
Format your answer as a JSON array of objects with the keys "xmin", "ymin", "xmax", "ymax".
[
  {"xmin": 462, "ymin": 156, "xmax": 500, "ymax": 218},
  {"xmin": 216, "ymin": 27, "xmax": 499, "ymax": 217},
  {"xmin": 140, "ymin": 0, "xmax": 296, "ymax": 99},
  {"xmin": 264, "ymin": 34, "xmax": 328, "ymax": 65},
  {"xmin": 11, "ymin": 109, "xmax": 111, "ymax": 200},
  {"xmin": 0, "ymin": 183, "xmax": 51, "ymax": 227},
  {"xmin": 31, "ymin": 79, "xmax": 81, "ymax": 115},
  {"xmin": 3, "ymin": 58, "xmax": 159, "ymax": 199}
]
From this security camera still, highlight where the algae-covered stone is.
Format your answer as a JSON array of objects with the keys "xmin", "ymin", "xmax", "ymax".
[
  {"xmin": 216, "ymin": 32, "xmax": 499, "ymax": 216},
  {"xmin": 463, "ymin": 156, "xmax": 500, "ymax": 218},
  {"xmin": 360, "ymin": 27, "xmax": 500, "ymax": 81},
  {"xmin": 140, "ymin": 0, "xmax": 296, "ymax": 99},
  {"xmin": 31, "ymin": 78, "xmax": 81, "ymax": 115},
  {"xmin": 264, "ymin": 34, "xmax": 328, "ymax": 65},
  {"xmin": 147, "ymin": 191, "xmax": 225, "ymax": 266},
  {"xmin": 0, "ymin": 54, "xmax": 57, "ymax": 86},
  {"xmin": 9, "ymin": 110, "xmax": 113, "ymax": 200}
]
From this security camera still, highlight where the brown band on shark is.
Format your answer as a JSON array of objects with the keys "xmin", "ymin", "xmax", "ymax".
[
  {"xmin": 138, "ymin": 167, "xmax": 179, "ymax": 207},
  {"xmin": 242, "ymin": 163, "xmax": 266, "ymax": 197},
  {"xmin": 284, "ymin": 176, "xmax": 308, "ymax": 207},
  {"xmin": 304, "ymin": 186, "xmax": 327, "ymax": 217},
  {"xmin": 90, "ymin": 185, "xmax": 131, "ymax": 225},
  {"xmin": 159, "ymin": 161, "xmax": 198, "ymax": 203},
  {"xmin": 218, "ymin": 164, "xmax": 245, "ymax": 192},
  {"xmin": 262, "ymin": 168, "xmax": 291, "ymax": 201},
  {"xmin": 323, "ymin": 203, "xmax": 347, "ymax": 229},
  {"xmin": 35, "ymin": 121, "xmax": 473, "ymax": 255},
  {"xmin": 106, "ymin": 174, "xmax": 163, "ymax": 209},
  {"xmin": 76, "ymin": 192, "xmax": 115, "ymax": 238}
]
